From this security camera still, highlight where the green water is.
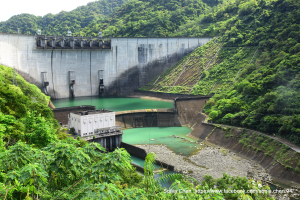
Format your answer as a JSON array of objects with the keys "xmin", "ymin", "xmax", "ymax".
[
  {"xmin": 131, "ymin": 155, "xmax": 162, "ymax": 170},
  {"xmin": 52, "ymin": 97, "xmax": 173, "ymax": 111},
  {"xmin": 123, "ymin": 127, "xmax": 203, "ymax": 156}
]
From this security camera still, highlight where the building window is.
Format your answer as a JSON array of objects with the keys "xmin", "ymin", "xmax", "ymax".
[{"xmin": 78, "ymin": 130, "xmax": 81, "ymax": 134}]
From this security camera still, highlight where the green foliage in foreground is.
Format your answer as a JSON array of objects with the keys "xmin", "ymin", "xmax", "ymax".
[
  {"xmin": 0, "ymin": 144, "xmax": 274, "ymax": 200},
  {"xmin": 0, "ymin": 65, "xmax": 58, "ymax": 149}
]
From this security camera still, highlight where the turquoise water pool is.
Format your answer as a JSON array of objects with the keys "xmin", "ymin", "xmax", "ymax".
[
  {"xmin": 52, "ymin": 97, "xmax": 173, "ymax": 111},
  {"xmin": 123, "ymin": 127, "xmax": 202, "ymax": 156}
]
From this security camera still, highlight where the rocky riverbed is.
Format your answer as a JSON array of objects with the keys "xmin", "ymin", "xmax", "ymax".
[
  {"xmin": 136, "ymin": 144, "xmax": 300, "ymax": 199},
  {"xmin": 136, "ymin": 144, "xmax": 271, "ymax": 183}
]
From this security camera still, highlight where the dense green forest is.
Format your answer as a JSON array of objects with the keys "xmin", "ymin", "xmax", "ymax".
[
  {"xmin": 0, "ymin": 0, "xmax": 129, "ymax": 35},
  {"xmin": 0, "ymin": 0, "xmax": 225, "ymax": 36},
  {"xmin": 82, "ymin": 0, "xmax": 210, "ymax": 37},
  {"xmin": 142, "ymin": 0, "xmax": 300, "ymax": 145},
  {"xmin": 0, "ymin": 64, "xmax": 273, "ymax": 199}
]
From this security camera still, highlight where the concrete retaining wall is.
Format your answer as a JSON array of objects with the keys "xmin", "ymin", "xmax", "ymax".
[
  {"xmin": 115, "ymin": 110, "xmax": 181, "ymax": 129},
  {"xmin": 121, "ymin": 142, "xmax": 147, "ymax": 159},
  {"xmin": 175, "ymin": 97, "xmax": 211, "ymax": 131},
  {"xmin": 120, "ymin": 142, "xmax": 174, "ymax": 171},
  {"xmin": 0, "ymin": 33, "xmax": 211, "ymax": 99}
]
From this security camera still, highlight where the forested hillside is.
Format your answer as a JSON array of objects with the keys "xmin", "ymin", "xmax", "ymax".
[
  {"xmin": 0, "ymin": 0, "xmax": 225, "ymax": 37},
  {"xmin": 0, "ymin": 0, "xmax": 129, "ymax": 35},
  {"xmin": 82, "ymin": 0, "xmax": 211, "ymax": 37},
  {"xmin": 143, "ymin": 0, "xmax": 300, "ymax": 145}
]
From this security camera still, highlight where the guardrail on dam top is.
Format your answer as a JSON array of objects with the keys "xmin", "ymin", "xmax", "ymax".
[{"xmin": 0, "ymin": 32, "xmax": 212, "ymax": 99}]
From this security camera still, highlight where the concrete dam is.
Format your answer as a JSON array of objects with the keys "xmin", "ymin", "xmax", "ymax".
[{"xmin": 0, "ymin": 32, "xmax": 211, "ymax": 99}]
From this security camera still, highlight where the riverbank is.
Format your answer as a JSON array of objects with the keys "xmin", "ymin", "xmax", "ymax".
[
  {"xmin": 136, "ymin": 144, "xmax": 270, "ymax": 183},
  {"xmin": 136, "ymin": 144, "xmax": 299, "ymax": 199}
]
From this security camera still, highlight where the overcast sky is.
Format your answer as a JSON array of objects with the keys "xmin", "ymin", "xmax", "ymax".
[{"xmin": 0, "ymin": 0, "xmax": 97, "ymax": 22}]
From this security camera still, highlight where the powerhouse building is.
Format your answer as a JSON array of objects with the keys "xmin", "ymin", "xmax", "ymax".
[{"xmin": 68, "ymin": 109, "xmax": 123, "ymax": 150}]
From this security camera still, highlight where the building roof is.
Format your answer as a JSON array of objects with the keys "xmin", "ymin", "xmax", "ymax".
[{"xmin": 72, "ymin": 109, "xmax": 113, "ymax": 116}]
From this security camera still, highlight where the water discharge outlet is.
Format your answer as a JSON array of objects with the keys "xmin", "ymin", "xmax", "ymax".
[
  {"xmin": 98, "ymin": 70, "xmax": 104, "ymax": 96},
  {"xmin": 69, "ymin": 71, "xmax": 75, "ymax": 98},
  {"xmin": 41, "ymin": 72, "xmax": 49, "ymax": 95}
]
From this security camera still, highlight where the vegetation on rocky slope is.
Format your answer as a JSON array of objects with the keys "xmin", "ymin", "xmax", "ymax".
[{"xmin": 143, "ymin": 0, "xmax": 300, "ymax": 146}]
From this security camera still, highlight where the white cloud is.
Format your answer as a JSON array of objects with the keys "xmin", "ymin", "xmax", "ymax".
[{"xmin": 0, "ymin": 0, "xmax": 97, "ymax": 22}]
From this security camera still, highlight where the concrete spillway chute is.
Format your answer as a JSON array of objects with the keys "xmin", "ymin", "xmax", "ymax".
[
  {"xmin": 69, "ymin": 71, "xmax": 75, "ymax": 98},
  {"xmin": 98, "ymin": 70, "xmax": 104, "ymax": 96},
  {"xmin": 41, "ymin": 72, "xmax": 49, "ymax": 95}
]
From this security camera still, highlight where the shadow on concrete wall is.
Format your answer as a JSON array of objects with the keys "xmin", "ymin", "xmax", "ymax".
[{"xmin": 105, "ymin": 51, "xmax": 192, "ymax": 96}]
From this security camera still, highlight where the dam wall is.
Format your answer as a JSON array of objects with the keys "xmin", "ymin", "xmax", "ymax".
[
  {"xmin": 115, "ymin": 109, "xmax": 181, "ymax": 129},
  {"xmin": 0, "ymin": 32, "xmax": 211, "ymax": 99}
]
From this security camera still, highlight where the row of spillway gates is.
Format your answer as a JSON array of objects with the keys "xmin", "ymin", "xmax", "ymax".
[{"xmin": 35, "ymin": 34, "xmax": 111, "ymax": 50}]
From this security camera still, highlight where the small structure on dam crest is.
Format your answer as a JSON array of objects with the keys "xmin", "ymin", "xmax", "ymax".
[
  {"xmin": 68, "ymin": 109, "xmax": 123, "ymax": 151},
  {"xmin": 35, "ymin": 34, "xmax": 111, "ymax": 50}
]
